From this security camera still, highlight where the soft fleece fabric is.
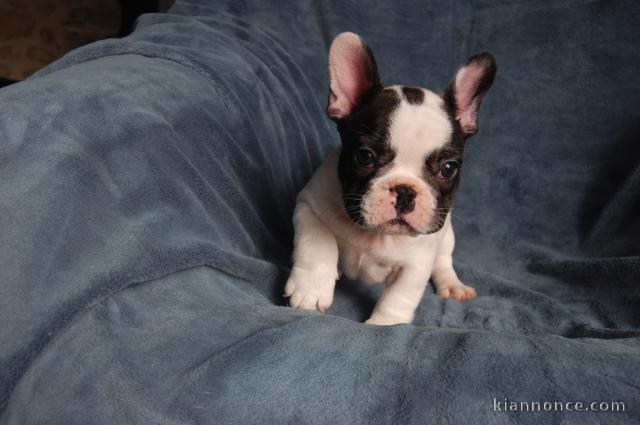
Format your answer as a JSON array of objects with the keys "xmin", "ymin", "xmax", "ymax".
[{"xmin": 0, "ymin": 1, "xmax": 639, "ymax": 424}]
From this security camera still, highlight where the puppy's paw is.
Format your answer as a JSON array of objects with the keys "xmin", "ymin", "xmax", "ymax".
[
  {"xmin": 364, "ymin": 313, "xmax": 411, "ymax": 326},
  {"xmin": 284, "ymin": 267, "xmax": 337, "ymax": 313},
  {"xmin": 436, "ymin": 280, "xmax": 477, "ymax": 301}
]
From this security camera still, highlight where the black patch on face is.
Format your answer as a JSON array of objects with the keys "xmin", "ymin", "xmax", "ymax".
[
  {"xmin": 417, "ymin": 95, "xmax": 467, "ymax": 232},
  {"xmin": 401, "ymin": 86, "xmax": 424, "ymax": 105},
  {"xmin": 336, "ymin": 88, "xmax": 401, "ymax": 224},
  {"xmin": 423, "ymin": 145, "xmax": 463, "ymax": 231}
]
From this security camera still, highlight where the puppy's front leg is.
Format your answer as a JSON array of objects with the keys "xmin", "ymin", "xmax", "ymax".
[
  {"xmin": 431, "ymin": 225, "xmax": 477, "ymax": 301},
  {"xmin": 365, "ymin": 266, "xmax": 430, "ymax": 325},
  {"xmin": 284, "ymin": 201, "xmax": 339, "ymax": 313}
]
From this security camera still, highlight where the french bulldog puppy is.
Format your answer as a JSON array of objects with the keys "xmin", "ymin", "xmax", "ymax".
[{"xmin": 285, "ymin": 32, "xmax": 496, "ymax": 325}]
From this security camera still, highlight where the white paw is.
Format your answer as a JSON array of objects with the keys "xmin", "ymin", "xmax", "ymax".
[
  {"xmin": 284, "ymin": 266, "xmax": 337, "ymax": 313},
  {"xmin": 364, "ymin": 311, "xmax": 412, "ymax": 326},
  {"xmin": 436, "ymin": 280, "xmax": 477, "ymax": 301}
]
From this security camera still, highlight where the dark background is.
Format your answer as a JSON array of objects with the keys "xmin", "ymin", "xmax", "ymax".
[{"xmin": 0, "ymin": 0, "xmax": 173, "ymax": 84}]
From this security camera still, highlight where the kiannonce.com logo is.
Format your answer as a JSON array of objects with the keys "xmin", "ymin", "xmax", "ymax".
[{"xmin": 492, "ymin": 398, "xmax": 626, "ymax": 413}]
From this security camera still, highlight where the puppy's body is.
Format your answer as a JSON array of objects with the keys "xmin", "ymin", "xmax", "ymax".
[
  {"xmin": 285, "ymin": 33, "xmax": 496, "ymax": 325},
  {"xmin": 289, "ymin": 120, "xmax": 464, "ymax": 326}
]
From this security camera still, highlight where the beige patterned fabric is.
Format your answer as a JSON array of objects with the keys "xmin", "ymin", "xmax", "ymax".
[{"xmin": 0, "ymin": 0, "xmax": 120, "ymax": 80}]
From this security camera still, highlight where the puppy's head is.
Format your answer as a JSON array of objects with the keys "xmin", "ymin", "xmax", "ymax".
[{"xmin": 327, "ymin": 32, "xmax": 496, "ymax": 235}]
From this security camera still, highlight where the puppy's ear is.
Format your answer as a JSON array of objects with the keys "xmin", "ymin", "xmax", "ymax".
[
  {"xmin": 327, "ymin": 32, "xmax": 382, "ymax": 121},
  {"xmin": 445, "ymin": 53, "xmax": 496, "ymax": 136}
]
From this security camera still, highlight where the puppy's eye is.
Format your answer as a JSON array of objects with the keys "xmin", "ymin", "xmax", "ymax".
[
  {"xmin": 354, "ymin": 148, "xmax": 376, "ymax": 167},
  {"xmin": 438, "ymin": 160, "xmax": 460, "ymax": 180}
]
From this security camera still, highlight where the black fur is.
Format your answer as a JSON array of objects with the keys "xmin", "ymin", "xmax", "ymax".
[
  {"xmin": 336, "ymin": 88, "xmax": 400, "ymax": 224},
  {"xmin": 420, "ymin": 77, "xmax": 473, "ymax": 231},
  {"xmin": 401, "ymin": 86, "xmax": 424, "ymax": 105},
  {"xmin": 424, "ymin": 141, "xmax": 464, "ymax": 231}
]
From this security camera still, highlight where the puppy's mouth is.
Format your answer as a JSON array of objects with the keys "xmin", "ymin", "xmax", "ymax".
[
  {"xmin": 379, "ymin": 217, "xmax": 417, "ymax": 235},
  {"xmin": 344, "ymin": 202, "xmax": 422, "ymax": 235},
  {"xmin": 342, "ymin": 200, "xmax": 436, "ymax": 236}
]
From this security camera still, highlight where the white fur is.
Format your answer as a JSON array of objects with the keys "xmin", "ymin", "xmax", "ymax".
[
  {"xmin": 285, "ymin": 135, "xmax": 476, "ymax": 325},
  {"xmin": 284, "ymin": 34, "xmax": 493, "ymax": 324}
]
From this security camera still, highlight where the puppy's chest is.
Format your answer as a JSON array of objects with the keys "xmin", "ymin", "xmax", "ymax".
[{"xmin": 336, "ymin": 236, "xmax": 439, "ymax": 284}]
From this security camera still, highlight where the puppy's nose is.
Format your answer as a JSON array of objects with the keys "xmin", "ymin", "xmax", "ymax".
[{"xmin": 393, "ymin": 185, "xmax": 416, "ymax": 214}]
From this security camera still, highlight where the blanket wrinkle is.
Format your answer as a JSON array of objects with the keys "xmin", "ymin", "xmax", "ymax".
[
  {"xmin": 35, "ymin": 44, "xmax": 233, "ymax": 110},
  {"xmin": 181, "ymin": 315, "xmax": 318, "ymax": 378}
]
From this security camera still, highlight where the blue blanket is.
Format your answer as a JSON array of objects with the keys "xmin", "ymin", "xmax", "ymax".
[{"xmin": 1, "ymin": 1, "xmax": 639, "ymax": 423}]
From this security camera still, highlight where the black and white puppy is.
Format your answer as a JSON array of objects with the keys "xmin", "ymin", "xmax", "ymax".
[{"xmin": 285, "ymin": 32, "xmax": 496, "ymax": 325}]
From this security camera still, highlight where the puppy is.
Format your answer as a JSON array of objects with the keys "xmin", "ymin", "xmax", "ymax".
[{"xmin": 285, "ymin": 32, "xmax": 496, "ymax": 325}]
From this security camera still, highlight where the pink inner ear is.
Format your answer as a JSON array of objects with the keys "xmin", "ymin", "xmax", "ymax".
[
  {"xmin": 328, "ymin": 33, "xmax": 375, "ymax": 119},
  {"xmin": 454, "ymin": 62, "xmax": 486, "ymax": 134}
]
